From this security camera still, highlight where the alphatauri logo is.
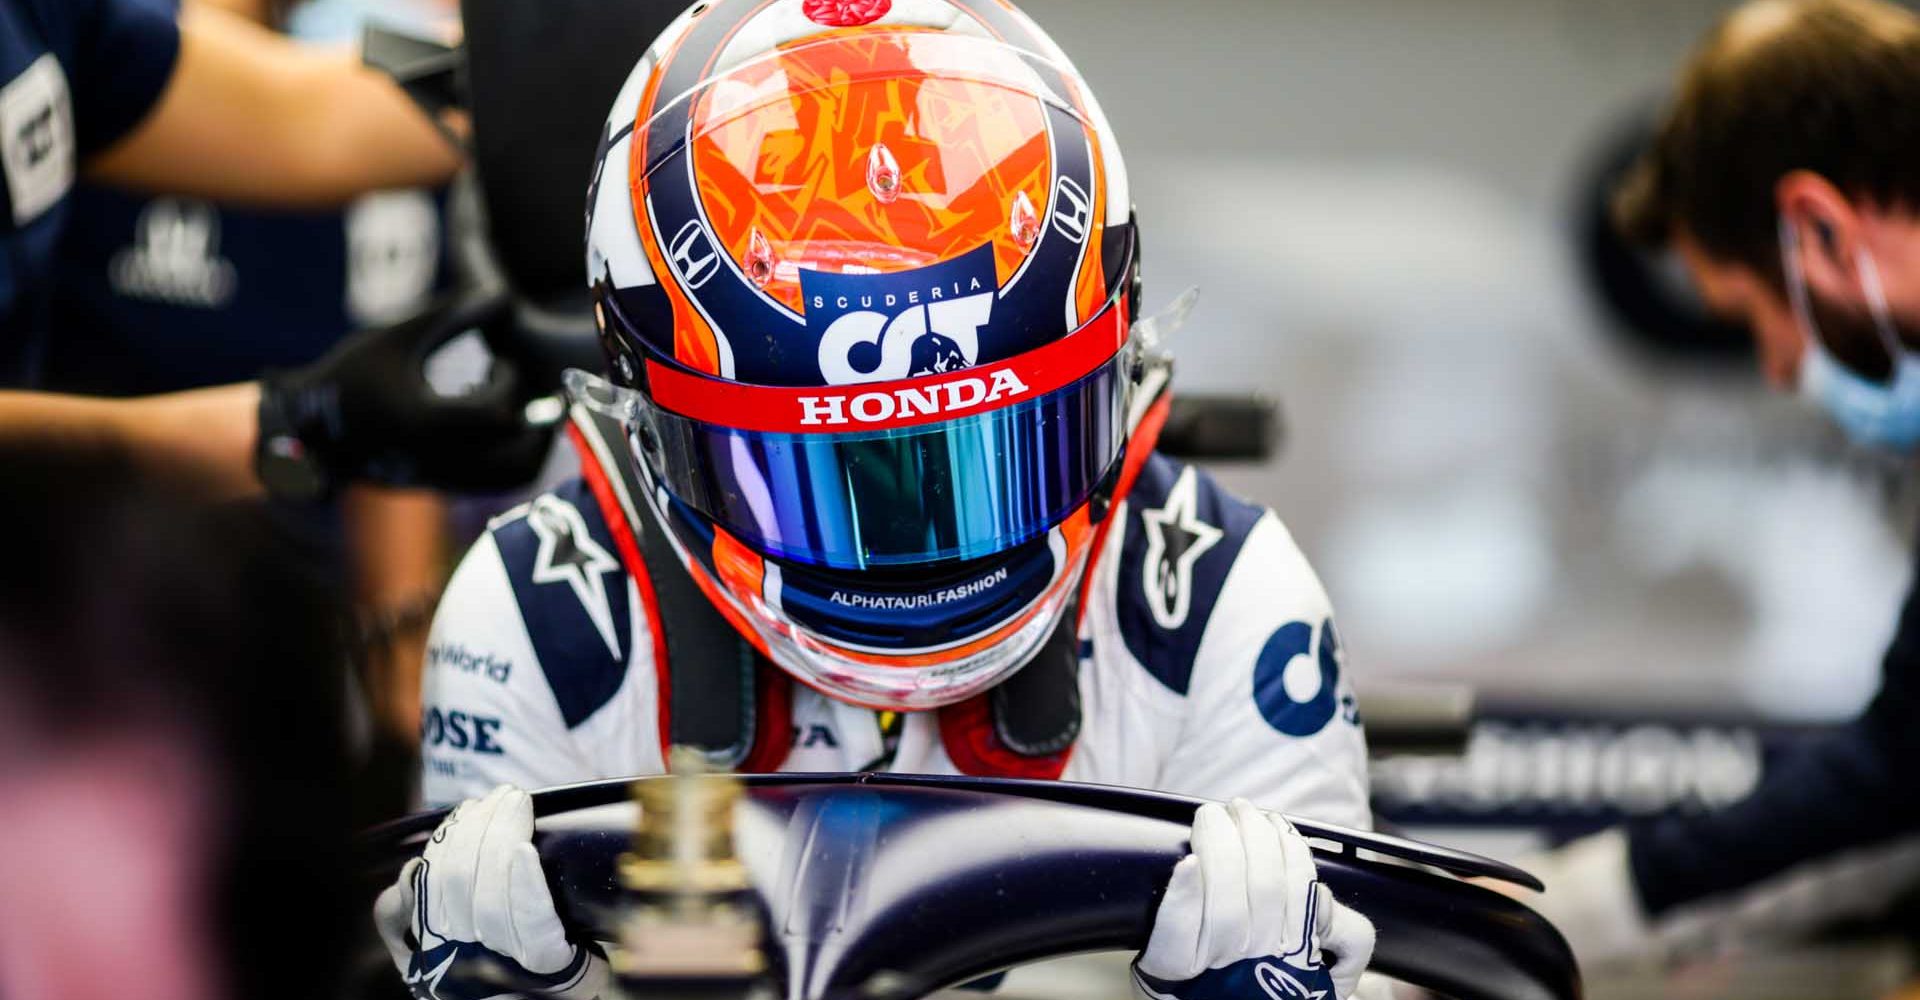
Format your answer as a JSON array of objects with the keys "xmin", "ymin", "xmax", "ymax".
[
  {"xmin": 346, "ymin": 191, "xmax": 439, "ymax": 325},
  {"xmin": 0, "ymin": 55, "xmax": 73, "ymax": 226},
  {"xmin": 803, "ymin": 243, "xmax": 998, "ymax": 386},
  {"xmin": 813, "ymin": 287, "xmax": 991, "ymax": 385}
]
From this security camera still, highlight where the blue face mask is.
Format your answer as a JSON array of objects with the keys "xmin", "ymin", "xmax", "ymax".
[{"xmin": 1784, "ymin": 218, "xmax": 1920, "ymax": 452}]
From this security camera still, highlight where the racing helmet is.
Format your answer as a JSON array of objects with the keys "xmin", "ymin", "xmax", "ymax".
[{"xmin": 580, "ymin": 0, "xmax": 1172, "ymax": 711}]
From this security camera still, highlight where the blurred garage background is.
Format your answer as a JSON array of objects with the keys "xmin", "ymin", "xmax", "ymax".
[
  {"xmin": 990, "ymin": 4, "xmax": 1920, "ymax": 995},
  {"xmin": 1027, "ymin": 0, "xmax": 1909, "ymax": 725}
]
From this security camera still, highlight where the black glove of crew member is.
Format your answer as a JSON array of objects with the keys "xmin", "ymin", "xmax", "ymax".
[{"xmin": 256, "ymin": 289, "xmax": 556, "ymax": 499}]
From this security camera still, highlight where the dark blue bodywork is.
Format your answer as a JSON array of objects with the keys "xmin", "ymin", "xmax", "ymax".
[{"xmin": 362, "ymin": 774, "xmax": 1580, "ymax": 1000}]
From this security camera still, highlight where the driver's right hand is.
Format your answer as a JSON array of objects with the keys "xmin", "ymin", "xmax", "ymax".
[
  {"xmin": 1135, "ymin": 799, "xmax": 1376, "ymax": 1000},
  {"xmin": 374, "ymin": 785, "xmax": 609, "ymax": 1000}
]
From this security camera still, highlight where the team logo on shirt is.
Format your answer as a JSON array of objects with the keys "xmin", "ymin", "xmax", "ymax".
[
  {"xmin": 527, "ymin": 495, "xmax": 623, "ymax": 660},
  {"xmin": 1141, "ymin": 467, "xmax": 1224, "ymax": 629},
  {"xmin": 1252, "ymin": 617, "xmax": 1346, "ymax": 737},
  {"xmin": 0, "ymin": 55, "xmax": 74, "ymax": 226},
  {"xmin": 110, "ymin": 200, "xmax": 238, "ymax": 308},
  {"xmin": 346, "ymin": 190, "xmax": 440, "ymax": 325}
]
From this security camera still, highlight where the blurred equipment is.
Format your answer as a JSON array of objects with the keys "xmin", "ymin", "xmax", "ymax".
[
  {"xmin": 0, "ymin": 448, "xmax": 355, "ymax": 1000},
  {"xmin": 364, "ymin": 0, "xmax": 680, "ymax": 389},
  {"xmin": 1574, "ymin": 102, "xmax": 1750, "ymax": 362},
  {"xmin": 1355, "ymin": 681, "xmax": 1476, "ymax": 758},
  {"xmin": 1156, "ymin": 393, "xmax": 1283, "ymax": 462},
  {"xmin": 616, "ymin": 750, "xmax": 768, "ymax": 996}
]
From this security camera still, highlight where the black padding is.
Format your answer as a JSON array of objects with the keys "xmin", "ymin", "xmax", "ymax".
[
  {"xmin": 1157, "ymin": 394, "xmax": 1281, "ymax": 462},
  {"xmin": 462, "ymin": 0, "xmax": 682, "ymax": 303},
  {"xmin": 577, "ymin": 409, "xmax": 759, "ymax": 764},
  {"xmin": 989, "ymin": 609, "xmax": 1082, "ymax": 756}
]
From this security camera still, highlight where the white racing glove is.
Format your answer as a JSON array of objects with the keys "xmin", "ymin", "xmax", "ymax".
[
  {"xmin": 1136, "ymin": 799, "xmax": 1375, "ymax": 1000},
  {"xmin": 374, "ymin": 785, "xmax": 611, "ymax": 1000}
]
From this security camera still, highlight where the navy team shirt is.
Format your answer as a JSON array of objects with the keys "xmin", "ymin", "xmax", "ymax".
[
  {"xmin": 0, "ymin": 0, "xmax": 180, "ymax": 385},
  {"xmin": 40, "ymin": 0, "xmax": 451, "ymax": 397},
  {"xmin": 1628, "ymin": 535, "xmax": 1920, "ymax": 915},
  {"xmin": 43, "ymin": 185, "xmax": 448, "ymax": 395}
]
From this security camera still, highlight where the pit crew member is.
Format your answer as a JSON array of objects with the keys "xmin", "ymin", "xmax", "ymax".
[
  {"xmin": 0, "ymin": 0, "xmax": 549, "ymax": 496},
  {"xmin": 1523, "ymin": 0, "xmax": 1920, "ymax": 970}
]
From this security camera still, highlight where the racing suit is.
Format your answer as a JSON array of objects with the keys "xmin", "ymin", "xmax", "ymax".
[{"xmin": 419, "ymin": 438, "xmax": 1371, "ymax": 830}]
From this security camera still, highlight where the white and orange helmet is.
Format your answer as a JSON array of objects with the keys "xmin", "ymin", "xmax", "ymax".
[{"xmin": 579, "ymin": 0, "xmax": 1173, "ymax": 711}]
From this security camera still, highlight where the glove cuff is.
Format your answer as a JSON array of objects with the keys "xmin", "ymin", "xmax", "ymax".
[
  {"xmin": 255, "ymin": 372, "xmax": 335, "ymax": 502},
  {"xmin": 532, "ymin": 946, "xmax": 611, "ymax": 1000},
  {"xmin": 1132, "ymin": 957, "xmax": 1344, "ymax": 1000}
]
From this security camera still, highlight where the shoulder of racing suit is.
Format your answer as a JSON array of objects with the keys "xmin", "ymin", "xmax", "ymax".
[
  {"xmin": 1071, "ymin": 450, "xmax": 1369, "ymax": 827},
  {"xmin": 474, "ymin": 449, "xmax": 1291, "ymax": 717},
  {"xmin": 482, "ymin": 478, "xmax": 639, "ymax": 729},
  {"xmin": 1104, "ymin": 451, "xmax": 1269, "ymax": 696},
  {"xmin": 424, "ymin": 449, "xmax": 1364, "ymax": 811}
]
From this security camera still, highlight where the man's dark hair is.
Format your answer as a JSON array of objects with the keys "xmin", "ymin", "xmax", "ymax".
[{"xmin": 1615, "ymin": 0, "xmax": 1920, "ymax": 282}]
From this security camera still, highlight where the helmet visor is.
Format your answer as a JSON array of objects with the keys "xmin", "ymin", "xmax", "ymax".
[{"xmin": 569, "ymin": 298, "xmax": 1137, "ymax": 570}]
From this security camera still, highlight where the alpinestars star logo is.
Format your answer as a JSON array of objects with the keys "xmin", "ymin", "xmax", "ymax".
[
  {"xmin": 404, "ymin": 949, "xmax": 458, "ymax": 1000},
  {"xmin": 1254, "ymin": 962, "xmax": 1328, "ymax": 1000},
  {"xmin": 527, "ymin": 496, "xmax": 622, "ymax": 660},
  {"xmin": 1141, "ymin": 466, "xmax": 1223, "ymax": 629}
]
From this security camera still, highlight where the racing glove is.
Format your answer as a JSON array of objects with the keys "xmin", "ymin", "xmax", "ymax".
[
  {"xmin": 374, "ymin": 785, "xmax": 610, "ymax": 1000},
  {"xmin": 1136, "ymin": 799, "xmax": 1375, "ymax": 1000},
  {"xmin": 257, "ymin": 289, "xmax": 555, "ymax": 499}
]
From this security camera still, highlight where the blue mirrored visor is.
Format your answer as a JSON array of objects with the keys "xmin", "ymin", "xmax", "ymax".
[{"xmin": 634, "ymin": 352, "xmax": 1133, "ymax": 570}]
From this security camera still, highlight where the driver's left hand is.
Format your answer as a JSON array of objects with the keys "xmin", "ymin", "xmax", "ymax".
[
  {"xmin": 1135, "ymin": 799, "xmax": 1375, "ymax": 1000},
  {"xmin": 373, "ymin": 785, "xmax": 610, "ymax": 1000}
]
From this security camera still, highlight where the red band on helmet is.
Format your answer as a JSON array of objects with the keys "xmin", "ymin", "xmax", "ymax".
[{"xmin": 645, "ymin": 304, "xmax": 1128, "ymax": 434}]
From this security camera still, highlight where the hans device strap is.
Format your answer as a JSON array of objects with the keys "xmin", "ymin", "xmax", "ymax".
[{"xmin": 577, "ymin": 406, "xmax": 758, "ymax": 767}]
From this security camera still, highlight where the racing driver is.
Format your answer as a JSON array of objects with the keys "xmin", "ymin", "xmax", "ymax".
[{"xmin": 377, "ymin": 2, "xmax": 1378, "ymax": 998}]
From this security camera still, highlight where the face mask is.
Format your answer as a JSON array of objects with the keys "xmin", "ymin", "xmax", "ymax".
[{"xmin": 1784, "ymin": 218, "xmax": 1920, "ymax": 452}]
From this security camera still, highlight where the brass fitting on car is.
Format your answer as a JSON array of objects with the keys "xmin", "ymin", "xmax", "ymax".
[{"xmin": 613, "ymin": 749, "xmax": 766, "ymax": 989}]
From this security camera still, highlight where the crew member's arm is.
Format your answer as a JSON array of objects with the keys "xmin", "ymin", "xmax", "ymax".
[
  {"xmin": 0, "ymin": 385, "xmax": 261, "ymax": 498},
  {"xmin": 87, "ymin": 5, "xmax": 460, "ymax": 206},
  {"xmin": 0, "ymin": 290, "xmax": 552, "ymax": 498},
  {"xmin": 1520, "ymin": 552, "xmax": 1920, "ymax": 969},
  {"xmin": 1621, "ymin": 561, "xmax": 1920, "ymax": 914},
  {"xmin": 346, "ymin": 487, "xmax": 451, "ymax": 745}
]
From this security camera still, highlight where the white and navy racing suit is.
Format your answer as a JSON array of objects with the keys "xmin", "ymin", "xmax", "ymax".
[{"xmin": 418, "ymin": 449, "xmax": 1369, "ymax": 830}]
